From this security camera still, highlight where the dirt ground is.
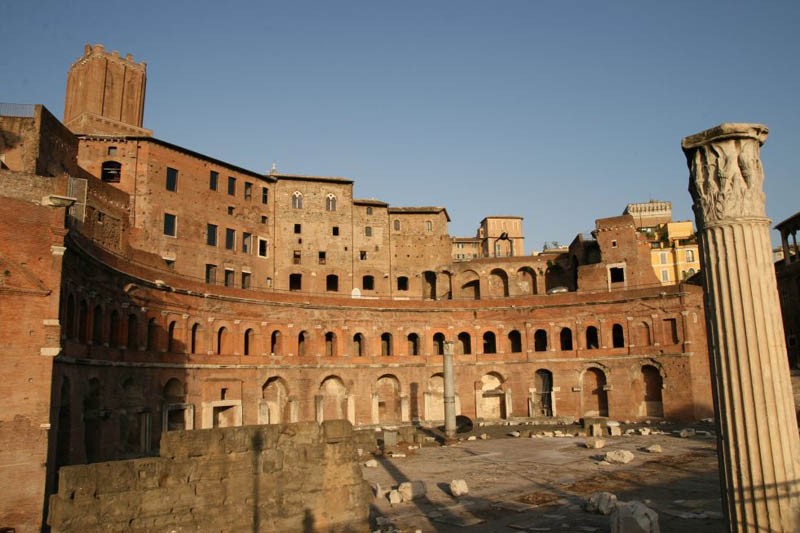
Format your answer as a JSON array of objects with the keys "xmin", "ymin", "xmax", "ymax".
[{"xmin": 362, "ymin": 421, "xmax": 724, "ymax": 533}]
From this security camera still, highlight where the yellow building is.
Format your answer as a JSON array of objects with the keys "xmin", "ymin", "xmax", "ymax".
[{"xmin": 624, "ymin": 201, "xmax": 701, "ymax": 285}]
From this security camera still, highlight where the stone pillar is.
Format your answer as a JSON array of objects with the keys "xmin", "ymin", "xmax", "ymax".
[
  {"xmin": 683, "ymin": 123, "xmax": 800, "ymax": 532},
  {"xmin": 443, "ymin": 341, "xmax": 456, "ymax": 439}
]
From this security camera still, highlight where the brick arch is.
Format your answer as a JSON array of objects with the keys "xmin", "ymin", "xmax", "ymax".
[{"xmin": 211, "ymin": 320, "xmax": 236, "ymax": 355}]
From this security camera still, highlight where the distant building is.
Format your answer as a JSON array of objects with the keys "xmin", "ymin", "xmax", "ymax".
[
  {"xmin": 624, "ymin": 201, "xmax": 701, "ymax": 285},
  {"xmin": 451, "ymin": 237, "xmax": 481, "ymax": 261},
  {"xmin": 775, "ymin": 211, "xmax": 800, "ymax": 368}
]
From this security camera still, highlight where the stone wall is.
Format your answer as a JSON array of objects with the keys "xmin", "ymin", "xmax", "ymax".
[{"xmin": 48, "ymin": 421, "xmax": 371, "ymax": 533}]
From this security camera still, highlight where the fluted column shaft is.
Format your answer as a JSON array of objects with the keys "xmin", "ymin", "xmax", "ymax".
[{"xmin": 684, "ymin": 123, "xmax": 800, "ymax": 532}]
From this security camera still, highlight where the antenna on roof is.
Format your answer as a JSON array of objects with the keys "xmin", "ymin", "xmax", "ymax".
[{"xmin": 270, "ymin": 161, "xmax": 277, "ymax": 174}]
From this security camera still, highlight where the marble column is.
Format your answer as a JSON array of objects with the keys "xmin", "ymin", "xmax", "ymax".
[
  {"xmin": 443, "ymin": 341, "xmax": 457, "ymax": 439},
  {"xmin": 683, "ymin": 123, "xmax": 800, "ymax": 532}
]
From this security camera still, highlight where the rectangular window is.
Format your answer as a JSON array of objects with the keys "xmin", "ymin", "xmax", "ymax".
[
  {"xmin": 164, "ymin": 213, "xmax": 177, "ymax": 236},
  {"xmin": 610, "ymin": 266, "xmax": 625, "ymax": 283},
  {"xmin": 426, "ymin": 220, "xmax": 432, "ymax": 232},
  {"xmin": 332, "ymin": 226, "xmax": 339, "ymax": 236},
  {"xmin": 261, "ymin": 187, "xmax": 269, "ymax": 204},
  {"xmin": 241, "ymin": 272, "xmax": 251, "ymax": 289},
  {"xmin": 242, "ymin": 232, "xmax": 252, "ymax": 254},
  {"xmin": 224, "ymin": 269, "xmax": 234, "ymax": 287},
  {"xmin": 293, "ymin": 250, "xmax": 301, "ymax": 264},
  {"xmin": 166, "ymin": 167, "xmax": 178, "ymax": 192},
  {"xmin": 661, "ymin": 269, "xmax": 669, "ymax": 282},
  {"xmin": 660, "ymin": 252, "xmax": 668, "ymax": 264},
  {"xmin": 209, "ymin": 171, "xmax": 218, "ymax": 191},
  {"xmin": 294, "ymin": 224, "xmax": 301, "ymax": 234},
  {"xmin": 360, "ymin": 251, "xmax": 367, "ymax": 260},
  {"xmin": 258, "ymin": 238, "xmax": 268, "ymax": 258},
  {"xmin": 227, "ymin": 206, "xmax": 235, "ymax": 215},
  {"xmin": 663, "ymin": 318, "xmax": 679, "ymax": 344},
  {"xmin": 365, "ymin": 226, "xmax": 372, "ymax": 237},
  {"xmin": 686, "ymin": 249, "xmax": 695, "ymax": 262},
  {"xmin": 244, "ymin": 182, "xmax": 253, "ymax": 200},
  {"xmin": 318, "ymin": 251, "xmax": 326, "ymax": 264},
  {"xmin": 225, "ymin": 228, "xmax": 235, "ymax": 250},
  {"xmin": 227, "ymin": 176, "xmax": 236, "ymax": 196},
  {"xmin": 261, "ymin": 215, "xmax": 268, "ymax": 224},
  {"xmin": 207, "ymin": 223, "xmax": 217, "ymax": 246},
  {"xmin": 205, "ymin": 264, "xmax": 217, "ymax": 284},
  {"xmin": 107, "ymin": 146, "xmax": 117, "ymax": 155}
]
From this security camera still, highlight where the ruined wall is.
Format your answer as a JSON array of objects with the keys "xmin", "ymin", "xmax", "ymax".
[{"xmin": 47, "ymin": 421, "xmax": 371, "ymax": 533}]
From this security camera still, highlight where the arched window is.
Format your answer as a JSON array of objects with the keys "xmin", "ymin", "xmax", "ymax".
[
  {"xmin": 483, "ymin": 332, "xmax": 496, "ymax": 354},
  {"xmin": 326, "ymin": 274, "xmax": 339, "ymax": 292},
  {"xmin": 560, "ymin": 328, "xmax": 573, "ymax": 351},
  {"xmin": 508, "ymin": 330, "xmax": 522, "ymax": 353},
  {"xmin": 612, "ymin": 323, "xmax": 625, "ymax": 348},
  {"xmin": 381, "ymin": 333, "xmax": 392, "ymax": 356},
  {"xmin": 291, "ymin": 191, "xmax": 303, "ymax": 209},
  {"xmin": 362, "ymin": 275, "xmax": 374, "ymax": 291},
  {"xmin": 407, "ymin": 333, "xmax": 419, "ymax": 355},
  {"xmin": 147, "ymin": 318, "xmax": 158, "ymax": 351},
  {"xmin": 586, "ymin": 326, "xmax": 599, "ymax": 349},
  {"xmin": 457, "ymin": 332, "xmax": 471, "ymax": 355},
  {"xmin": 127, "ymin": 314, "xmax": 138, "ymax": 349},
  {"xmin": 190, "ymin": 323, "xmax": 200, "ymax": 354},
  {"xmin": 216, "ymin": 326, "xmax": 228, "ymax": 355},
  {"xmin": 101, "ymin": 161, "xmax": 121, "ymax": 182},
  {"xmin": 353, "ymin": 333, "xmax": 364, "ymax": 357},
  {"xmin": 167, "ymin": 320, "xmax": 178, "ymax": 352},
  {"xmin": 433, "ymin": 333, "xmax": 445, "ymax": 355},
  {"xmin": 325, "ymin": 194, "xmax": 336, "ymax": 211},
  {"xmin": 244, "ymin": 328, "xmax": 255, "ymax": 356},
  {"xmin": 109, "ymin": 310, "xmax": 120, "ymax": 348},
  {"xmin": 92, "ymin": 305, "xmax": 103, "ymax": 345},
  {"xmin": 298, "ymin": 331, "xmax": 307, "ymax": 357},
  {"xmin": 325, "ymin": 332, "xmax": 336, "ymax": 356},
  {"xmin": 534, "ymin": 329, "xmax": 548, "ymax": 351},
  {"xmin": 397, "ymin": 276, "xmax": 409, "ymax": 291},
  {"xmin": 270, "ymin": 330, "xmax": 282, "ymax": 355}
]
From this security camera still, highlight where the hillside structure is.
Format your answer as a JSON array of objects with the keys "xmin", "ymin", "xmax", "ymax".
[{"xmin": 0, "ymin": 44, "xmax": 714, "ymax": 531}]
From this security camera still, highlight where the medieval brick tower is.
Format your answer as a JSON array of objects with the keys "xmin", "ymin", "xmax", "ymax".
[{"xmin": 63, "ymin": 44, "xmax": 151, "ymax": 136}]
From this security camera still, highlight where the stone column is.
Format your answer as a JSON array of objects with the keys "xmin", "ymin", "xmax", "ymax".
[
  {"xmin": 443, "ymin": 341, "xmax": 457, "ymax": 439},
  {"xmin": 683, "ymin": 123, "xmax": 800, "ymax": 532}
]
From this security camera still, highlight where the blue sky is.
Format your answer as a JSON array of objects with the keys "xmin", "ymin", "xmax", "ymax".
[{"xmin": 3, "ymin": 1, "xmax": 798, "ymax": 248}]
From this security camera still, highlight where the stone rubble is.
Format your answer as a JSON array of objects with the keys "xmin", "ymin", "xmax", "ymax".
[
  {"xmin": 584, "ymin": 438, "xmax": 606, "ymax": 449},
  {"xmin": 610, "ymin": 500, "xmax": 660, "ymax": 533},
  {"xmin": 585, "ymin": 491, "xmax": 618, "ymax": 515},
  {"xmin": 604, "ymin": 450, "xmax": 635, "ymax": 464},
  {"xmin": 508, "ymin": 431, "xmax": 521, "ymax": 438},
  {"xmin": 398, "ymin": 480, "xmax": 426, "ymax": 502},
  {"xmin": 364, "ymin": 459, "xmax": 379, "ymax": 468},
  {"xmin": 450, "ymin": 479, "xmax": 469, "ymax": 497},
  {"xmin": 644, "ymin": 444, "xmax": 663, "ymax": 454}
]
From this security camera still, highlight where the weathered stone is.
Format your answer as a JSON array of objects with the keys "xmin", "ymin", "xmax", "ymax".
[
  {"xmin": 388, "ymin": 489, "xmax": 403, "ymax": 505},
  {"xmin": 590, "ymin": 424, "xmax": 603, "ymax": 437},
  {"xmin": 364, "ymin": 459, "xmax": 378, "ymax": 468},
  {"xmin": 678, "ymin": 429, "xmax": 695, "ymax": 438},
  {"xmin": 638, "ymin": 428, "xmax": 650, "ymax": 436},
  {"xmin": 608, "ymin": 426, "xmax": 622, "ymax": 437},
  {"xmin": 644, "ymin": 445, "xmax": 662, "ymax": 454},
  {"xmin": 584, "ymin": 438, "xmax": 606, "ymax": 449},
  {"xmin": 585, "ymin": 491, "xmax": 617, "ymax": 515},
  {"xmin": 479, "ymin": 433, "xmax": 489, "ymax": 440},
  {"xmin": 398, "ymin": 480, "xmax": 426, "ymax": 502},
  {"xmin": 604, "ymin": 450, "xmax": 635, "ymax": 464},
  {"xmin": 450, "ymin": 479, "xmax": 469, "ymax": 497},
  {"xmin": 467, "ymin": 436, "xmax": 476, "ymax": 441},
  {"xmin": 508, "ymin": 431, "xmax": 520, "ymax": 438},
  {"xmin": 383, "ymin": 430, "xmax": 399, "ymax": 447},
  {"xmin": 610, "ymin": 500, "xmax": 660, "ymax": 533}
]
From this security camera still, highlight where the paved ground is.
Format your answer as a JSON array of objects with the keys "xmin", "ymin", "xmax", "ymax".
[{"xmin": 362, "ymin": 421, "xmax": 724, "ymax": 533}]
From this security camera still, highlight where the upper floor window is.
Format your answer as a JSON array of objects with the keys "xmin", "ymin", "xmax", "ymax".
[
  {"xmin": 261, "ymin": 187, "xmax": 269, "ymax": 204},
  {"xmin": 325, "ymin": 194, "xmax": 337, "ymax": 211},
  {"xmin": 426, "ymin": 220, "xmax": 432, "ymax": 232},
  {"xmin": 258, "ymin": 238, "xmax": 269, "ymax": 258},
  {"xmin": 207, "ymin": 223, "xmax": 217, "ymax": 246},
  {"xmin": 166, "ymin": 167, "xmax": 178, "ymax": 191},
  {"xmin": 107, "ymin": 146, "xmax": 117, "ymax": 155},
  {"xmin": 225, "ymin": 228, "xmax": 235, "ymax": 250},
  {"xmin": 244, "ymin": 182, "xmax": 253, "ymax": 200},
  {"xmin": 163, "ymin": 213, "xmax": 177, "ymax": 237},
  {"xmin": 242, "ymin": 232, "xmax": 252, "ymax": 254},
  {"xmin": 227, "ymin": 177, "xmax": 236, "ymax": 196},
  {"xmin": 101, "ymin": 161, "xmax": 121, "ymax": 182},
  {"xmin": 660, "ymin": 252, "xmax": 668, "ymax": 264},
  {"xmin": 661, "ymin": 269, "xmax": 669, "ymax": 282},
  {"xmin": 209, "ymin": 171, "xmax": 218, "ymax": 191},
  {"xmin": 366, "ymin": 207, "xmax": 373, "ymax": 215},
  {"xmin": 365, "ymin": 226, "xmax": 372, "ymax": 237},
  {"xmin": 686, "ymin": 249, "xmax": 695, "ymax": 262},
  {"xmin": 292, "ymin": 191, "xmax": 303, "ymax": 209},
  {"xmin": 394, "ymin": 220, "xmax": 400, "ymax": 231}
]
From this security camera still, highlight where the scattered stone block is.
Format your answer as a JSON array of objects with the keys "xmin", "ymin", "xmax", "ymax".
[
  {"xmin": 606, "ymin": 420, "xmax": 621, "ymax": 427},
  {"xmin": 450, "ymin": 479, "xmax": 469, "ymax": 497},
  {"xmin": 388, "ymin": 490, "xmax": 402, "ymax": 505},
  {"xmin": 604, "ymin": 450, "xmax": 635, "ymax": 464},
  {"xmin": 644, "ymin": 445, "xmax": 663, "ymax": 454},
  {"xmin": 609, "ymin": 426, "xmax": 622, "ymax": 437},
  {"xmin": 542, "ymin": 431, "xmax": 554, "ymax": 437},
  {"xmin": 480, "ymin": 433, "xmax": 489, "ymax": 440},
  {"xmin": 585, "ymin": 438, "xmax": 606, "ymax": 449},
  {"xmin": 590, "ymin": 423, "xmax": 603, "ymax": 436},
  {"xmin": 554, "ymin": 430, "xmax": 565, "ymax": 437},
  {"xmin": 679, "ymin": 428, "xmax": 696, "ymax": 438},
  {"xmin": 383, "ymin": 430, "xmax": 399, "ymax": 447},
  {"xmin": 467, "ymin": 436, "xmax": 477, "ymax": 441},
  {"xmin": 610, "ymin": 500, "xmax": 660, "ymax": 533},
  {"xmin": 364, "ymin": 459, "xmax": 378, "ymax": 468},
  {"xmin": 625, "ymin": 429, "xmax": 636, "ymax": 435},
  {"xmin": 389, "ymin": 452, "xmax": 406, "ymax": 458},
  {"xmin": 585, "ymin": 491, "xmax": 618, "ymax": 515},
  {"xmin": 638, "ymin": 428, "xmax": 650, "ymax": 436},
  {"xmin": 398, "ymin": 480, "xmax": 426, "ymax": 502},
  {"xmin": 508, "ymin": 431, "xmax": 521, "ymax": 438}
]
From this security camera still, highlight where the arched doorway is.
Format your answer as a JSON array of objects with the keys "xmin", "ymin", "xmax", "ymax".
[
  {"xmin": 320, "ymin": 376, "xmax": 347, "ymax": 421},
  {"xmin": 427, "ymin": 373, "xmax": 445, "ymax": 421},
  {"xmin": 533, "ymin": 369, "xmax": 553, "ymax": 417},
  {"xmin": 582, "ymin": 368, "xmax": 608, "ymax": 417},
  {"xmin": 423, "ymin": 271, "xmax": 437, "ymax": 300},
  {"xmin": 262, "ymin": 377, "xmax": 289, "ymax": 424},
  {"xmin": 641, "ymin": 365, "xmax": 664, "ymax": 417},
  {"xmin": 376, "ymin": 375, "xmax": 401, "ymax": 423},
  {"xmin": 481, "ymin": 372, "xmax": 506, "ymax": 419}
]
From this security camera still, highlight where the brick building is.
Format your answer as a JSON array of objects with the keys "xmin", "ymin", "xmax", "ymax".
[{"xmin": 0, "ymin": 44, "xmax": 714, "ymax": 531}]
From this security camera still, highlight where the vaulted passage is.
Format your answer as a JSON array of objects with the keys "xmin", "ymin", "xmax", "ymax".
[
  {"xmin": 582, "ymin": 368, "xmax": 608, "ymax": 417},
  {"xmin": 376, "ymin": 375, "xmax": 401, "ymax": 423}
]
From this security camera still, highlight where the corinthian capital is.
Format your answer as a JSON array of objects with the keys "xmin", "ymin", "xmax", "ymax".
[{"xmin": 682, "ymin": 123, "xmax": 769, "ymax": 229}]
